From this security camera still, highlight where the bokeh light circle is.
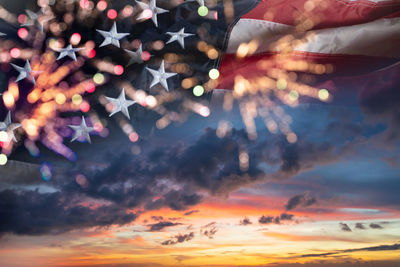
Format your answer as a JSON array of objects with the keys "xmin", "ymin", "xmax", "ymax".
[
  {"xmin": 0, "ymin": 154, "xmax": 7, "ymax": 165},
  {"xmin": 198, "ymin": 6, "xmax": 209, "ymax": 17},
  {"xmin": 318, "ymin": 89, "xmax": 330, "ymax": 101},
  {"xmin": 193, "ymin": 85, "xmax": 204, "ymax": 97},
  {"xmin": 209, "ymin": 69, "xmax": 220, "ymax": 80}
]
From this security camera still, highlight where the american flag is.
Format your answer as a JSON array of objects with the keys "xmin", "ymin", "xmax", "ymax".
[
  {"xmin": 0, "ymin": 0, "xmax": 399, "ymax": 159},
  {"xmin": 215, "ymin": 0, "xmax": 400, "ymax": 90}
]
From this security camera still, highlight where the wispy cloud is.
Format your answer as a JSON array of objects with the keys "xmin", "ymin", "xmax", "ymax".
[
  {"xmin": 369, "ymin": 223, "xmax": 384, "ymax": 229},
  {"xmin": 339, "ymin": 223, "xmax": 352, "ymax": 232},
  {"xmin": 239, "ymin": 217, "xmax": 252, "ymax": 226},
  {"xmin": 200, "ymin": 222, "xmax": 218, "ymax": 239},
  {"xmin": 258, "ymin": 213, "xmax": 294, "ymax": 225},
  {"xmin": 285, "ymin": 193, "xmax": 317, "ymax": 211},
  {"xmin": 147, "ymin": 221, "xmax": 182, "ymax": 232},
  {"xmin": 161, "ymin": 232, "xmax": 195, "ymax": 245},
  {"xmin": 300, "ymin": 243, "xmax": 400, "ymax": 258}
]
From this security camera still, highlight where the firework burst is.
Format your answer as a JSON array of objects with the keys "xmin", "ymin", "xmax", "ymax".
[{"xmin": 0, "ymin": 0, "xmax": 332, "ymax": 166}]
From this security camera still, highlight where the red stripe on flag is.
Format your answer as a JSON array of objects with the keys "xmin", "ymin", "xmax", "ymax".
[
  {"xmin": 242, "ymin": 0, "xmax": 400, "ymax": 29},
  {"xmin": 217, "ymin": 52, "xmax": 398, "ymax": 90}
]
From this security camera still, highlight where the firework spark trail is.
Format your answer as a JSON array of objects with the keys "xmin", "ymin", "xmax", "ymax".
[
  {"xmin": 0, "ymin": 0, "xmax": 331, "ymax": 168},
  {"xmin": 216, "ymin": 3, "xmax": 334, "ymax": 146}
]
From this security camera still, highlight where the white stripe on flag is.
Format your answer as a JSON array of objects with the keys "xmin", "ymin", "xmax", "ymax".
[{"xmin": 227, "ymin": 18, "xmax": 400, "ymax": 58}]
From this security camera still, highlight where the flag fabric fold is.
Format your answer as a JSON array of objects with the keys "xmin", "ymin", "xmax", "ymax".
[{"xmin": 215, "ymin": 0, "xmax": 400, "ymax": 90}]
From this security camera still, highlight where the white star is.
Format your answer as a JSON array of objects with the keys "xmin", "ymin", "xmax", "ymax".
[
  {"xmin": 96, "ymin": 22, "xmax": 129, "ymax": 48},
  {"xmin": 56, "ymin": 44, "xmax": 83, "ymax": 61},
  {"xmin": 0, "ymin": 111, "xmax": 21, "ymax": 143},
  {"xmin": 0, "ymin": 32, "xmax": 6, "ymax": 36},
  {"xmin": 146, "ymin": 60, "xmax": 177, "ymax": 92},
  {"xmin": 68, "ymin": 117, "xmax": 95, "ymax": 143},
  {"xmin": 166, "ymin": 28, "xmax": 194, "ymax": 49},
  {"xmin": 22, "ymin": 9, "xmax": 53, "ymax": 32},
  {"xmin": 136, "ymin": 0, "xmax": 169, "ymax": 27},
  {"xmin": 10, "ymin": 60, "xmax": 38, "ymax": 85},
  {"xmin": 105, "ymin": 88, "xmax": 136, "ymax": 119},
  {"xmin": 124, "ymin": 44, "xmax": 149, "ymax": 65}
]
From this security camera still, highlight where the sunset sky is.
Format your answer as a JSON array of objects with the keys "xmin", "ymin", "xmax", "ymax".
[
  {"xmin": 0, "ymin": 0, "xmax": 399, "ymax": 266},
  {"xmin": 1, "ymin": 67, "xmax": 400, "ymax": 267}
]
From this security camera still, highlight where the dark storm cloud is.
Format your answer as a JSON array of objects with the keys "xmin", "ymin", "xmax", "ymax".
[
  {"xmin": 339, "ymin": 223, "xmax": 352, "ymax": 232},
  {"xmin": 0, "ymin": 160, "xmax": 42, "ymax": 185},
  {"xmin": 359, "ymin": 64, "xmax": 400, "ymax": 143},
  {"xmin": 258, "ymin": 213, "xmax": 294, "ymax": 225},
  {"xmin": 239, "ymin": 217, "xmax": 252, "ymax": 226},
  {"xmin": 299, "ymin": 172, "xmax": 400, "ymax": 208},
  {"xmin": 300, "ymin": 243, "xmax": 400, "ymax": 258},
  {"xmin": 145, "ymin": 190, "xmax": 203, "ymax": 211},
  {"xmin": 0, "ymin": 189, "xmax": 136, "ymax": 235},
  {"xmin": 277, "ymin": 140, "xmax": 338, "ymax": 176},
  {"xmin": 147, "ymin": 221, "xmax": 182, "ymax": 232},
  {"xmin": 0, "ymin": 125, "xmax": 350, "ymax": 236},
  {"xmin": 369, "ymin": 223, "xmax": 383, "ymax": 229},
  {"xmin": 141, "ymin": 128, "xmax": 341, "ymax": 197},
  {"xmin": 285, "ymin": 194, "xmax": 317, "ymax": 211},
  {"xmin": 161, "ymin": 232, "xmax": 195, "ymax": 245}
]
